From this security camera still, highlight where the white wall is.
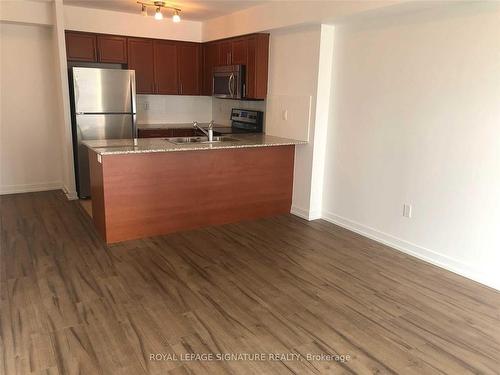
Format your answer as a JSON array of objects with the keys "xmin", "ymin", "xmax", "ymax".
[
  {"xmin": 53, "ymin": 0, "xmax": 77, "ymax": 199},
  {"xmin": 323, "ymin": 2, "xmax": 500, "ymax": 290},
  {"xmin": 0, "ymin": 0, "xmax": 54, "ymax": 26},
  {"xmin": 64, "ymin": 5, "xmax": 202, "ymax": 42},
  {"xmin": 202, "ymin": 0, "xmax": 403, "ymax": 41},
  {"xmin": 264, "ymin": 25, "xmax": 321, "ymax": 218},
  {"xmin": 137, "ymin": 95, "xmax": 212, "ymax": 126},
  {"xmin": 0, "ymin": 22, "xmax": 63, "ymax": 194}
]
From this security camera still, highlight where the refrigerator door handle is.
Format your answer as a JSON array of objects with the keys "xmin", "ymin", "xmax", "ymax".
[{"xmin": 130, "ymin": 70, "xmax": 137, "ymax": 115}]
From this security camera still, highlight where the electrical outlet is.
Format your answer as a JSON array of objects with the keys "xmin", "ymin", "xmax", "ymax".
[
  {"xmin": 403, "ymin": 204, "xmax": 412, "ymax": 218},
  {"xmin": 282, "ymin": 109, "xmax": 288, "ymax": 121},
  {"xmin": 143, "ymin": 103, "xmax": 150, "ymax": 110}
]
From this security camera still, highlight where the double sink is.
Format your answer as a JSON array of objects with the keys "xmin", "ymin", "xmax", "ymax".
[{"xmin": 167, "ymin": 136, "xmax": 240, "ymax": 145}]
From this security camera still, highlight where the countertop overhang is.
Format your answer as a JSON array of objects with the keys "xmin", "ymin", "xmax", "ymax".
[{"xmin": 83, "ymin": 134, "xmax": 307, "ymax": 156}]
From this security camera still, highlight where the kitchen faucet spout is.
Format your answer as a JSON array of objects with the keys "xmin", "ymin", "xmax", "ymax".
[{"xmin": 193, "ymin": 121, "xmax": 214, "ymax": 142}]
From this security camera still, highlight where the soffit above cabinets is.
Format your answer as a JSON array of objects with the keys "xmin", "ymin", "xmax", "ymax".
[{"xmin": 63, "ymin": 0, "xmax": 267, "ymax": 21}]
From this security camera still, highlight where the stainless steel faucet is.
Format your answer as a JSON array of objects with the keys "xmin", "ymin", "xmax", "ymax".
[{"xmin": 193, "ymin": 121, "xmax": 214, "ymax": 142}]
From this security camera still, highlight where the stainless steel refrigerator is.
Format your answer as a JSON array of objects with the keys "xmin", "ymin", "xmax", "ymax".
[{"xmin": 70, "ymin": 67, "xmax": 136, "ymax": 198}]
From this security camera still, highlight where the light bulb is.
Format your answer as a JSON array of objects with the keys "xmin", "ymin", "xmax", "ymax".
[
  {"xmin": 172, "ymin": 10, "xmax": 181, "ymax": 23},
  {"xmin": 141, "ymin": 5, "xmax": 147, "ymax": 17},
  {"xmin": 154, "ymin": 7, "xmax": 163, "ymax": 20}
]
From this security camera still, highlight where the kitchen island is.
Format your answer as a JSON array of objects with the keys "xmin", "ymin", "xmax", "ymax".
[{"xmin": 84, "ymin": 134, "xmax": 306, "ymax": 243}]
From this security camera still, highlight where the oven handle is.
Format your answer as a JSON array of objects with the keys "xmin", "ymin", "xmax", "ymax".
[{"xmin": 228, "ymin": 73, "xmax": 234, "ymax": 97}]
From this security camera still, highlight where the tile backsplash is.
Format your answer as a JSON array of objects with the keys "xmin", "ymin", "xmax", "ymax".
[
  {"xmin": 136, "ymin": 95, "xmax": 212, "ymax": 125},
  {"xmin": 212, "ymin": 98, "xmax": 266, "ymax": 127},
  {"xmin": 136, "ymin": 95, "xmax": 266, "ymax": 129}
]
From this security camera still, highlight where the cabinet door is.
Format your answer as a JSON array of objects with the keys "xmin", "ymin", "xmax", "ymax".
[
  {"xmin": 218, "ymin": 41, "xmax": 232, "ymax": 65},
  {"xmin": 178, "ymin": 43, "xmax": 201, "ymax": 95},
  {"xmin": 127, "ymin": 38, "xmax": 155, "ymax": 94},
  {"xmin": 65, "ymin": 32, "xmax": 96, "ymax": 62},
  {"xmin": 171, "ymin": 128, "xmax": 195, "ymax": 137},
  {"xmin": 202, "ymin": 43, "xmax": 218, "ymax": 96},
  {"xmin": 231, "ymin": 38, "xmax": 248, "ymax": 65},
  {"xmin": 138, "ymin": 128, "xmax": 173, "ymax": 138},
  {"xmin": 246, "ymin": 34, "xmax": 269, "ymax": 99},
  {"xmin": 154, "ymin": 41, "xmax": 178, "ymax": 95},
  {"xmin": 97, "ymin": 35, "xmax": 127, "ymax": 63}
]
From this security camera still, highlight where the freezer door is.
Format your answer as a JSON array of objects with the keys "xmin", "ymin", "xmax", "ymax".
[
  {"xmin": 73, "ymin": 67, "xmax": 136, "ymax": 114},
  {"xmin": 76, "ymin": 114, "xmax": 135, "ymax": 198}
]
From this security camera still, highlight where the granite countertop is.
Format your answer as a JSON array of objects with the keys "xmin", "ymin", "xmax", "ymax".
[{"xmin": 83, "ymin": 134, "xmax": 307, "ymax": 156}]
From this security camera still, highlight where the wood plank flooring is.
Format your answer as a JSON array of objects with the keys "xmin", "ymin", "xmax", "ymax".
[{"xmin": 1, "ymin": 190, "xmax": 500, "ymax": 374}]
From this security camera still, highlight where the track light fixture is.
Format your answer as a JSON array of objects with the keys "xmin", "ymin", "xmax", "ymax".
[
  {"xmin": 172, "ymin": 9, "xmax": 181, "ymax": 23},
  {"xmin": 154, "ymin": 7, "xmax": 163, "ymax": 20},
  {"xmin": 137, "ymin": 1, "xmax": 181, "ymax": 22}
]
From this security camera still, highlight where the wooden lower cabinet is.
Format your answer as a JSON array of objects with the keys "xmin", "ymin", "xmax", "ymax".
[
  {"xmin": 89, "ymin": 146, "xmax": 294, "ymax": 243},
  {"xmin": 137, "ymin": 129, "xmax": 172, "ymax": 138},
  {"xmin": 137, "ymin": 128, "xmax": 205, "ymax": 138}
]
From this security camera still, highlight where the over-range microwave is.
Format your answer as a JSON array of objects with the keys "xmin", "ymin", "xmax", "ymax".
[{"xmin": 213, "ymin": 65, "xmax": 245, "ymax": 99}]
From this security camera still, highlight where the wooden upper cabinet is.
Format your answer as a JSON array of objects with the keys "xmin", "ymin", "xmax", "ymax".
[
  {"xmin": 97, "ymin": 35, "xmax": 127, "ymax": 63},
  {"xmin": 64, "ymin": 30, "xmax": 268, "ymax": 98},
  {"xmin": 154, "ymin": 40, "xmax": 178, "ymax": 95},
  {"xmin": 65, "ymin": 32, "xmax": 97, "ymax": 62},
  {"xmin": 202, "ymin": 42, "xmax": 218, "ymax": 96},
  {"xmin": 205, "ymin": 34, "xmax": 269, "ymax": 99},
  {"xmin": 178, "ymin": 43, "xmax": 201, "ymax": 95},
  {"xmin": 245, "ymin": 34, "xmax": 269, "ymax": 100},
  {"xmin": 218, "ymin": 41, "xmax": 232, "ymax": 65},
  {"xmin": 127, "ymin": 38, "xmax": 155, "ymax": 94},
  {"xmin": 231, "ymin": 38, "xmax": 248, "ymax": 65}
]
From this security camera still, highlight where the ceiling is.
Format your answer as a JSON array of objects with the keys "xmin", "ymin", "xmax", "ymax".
[{"xmin": 63, "ymin": 0, "xmax": 267, "ymax": 21}]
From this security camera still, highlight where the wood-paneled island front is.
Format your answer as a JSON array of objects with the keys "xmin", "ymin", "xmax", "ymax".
[{"xmin": 84, "ymin": 134, "xmax": 305, "ymax": 243}]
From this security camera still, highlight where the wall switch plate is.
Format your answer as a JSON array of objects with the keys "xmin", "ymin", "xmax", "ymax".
[{"xmin": 403, "ymin": 204, "xmax": 412, "ymax": 218}]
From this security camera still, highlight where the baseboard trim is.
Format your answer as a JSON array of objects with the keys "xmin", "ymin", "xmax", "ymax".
[
  {"xmin": 291, "ymin": 205, "xmax": 322, "ymax": 221},
  {"xmin": 290, "ymin": 205, "xmax": 310, "ymax": 220},
  {"xmin": 0, "ymin": 182, "xmax": 63, "ymax": 195},
  {"xmin": 322, "ymin": 210, "xmax": 500, "ymax": 291},
  {"xmin": 62, "ymin": 186, "xmax": 78, "ymax": 200}
]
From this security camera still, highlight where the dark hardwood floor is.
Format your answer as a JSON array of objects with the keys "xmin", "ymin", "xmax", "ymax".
[{"xmin": 1, "ymin": 190, "xmax": 500, "ymax": 374}]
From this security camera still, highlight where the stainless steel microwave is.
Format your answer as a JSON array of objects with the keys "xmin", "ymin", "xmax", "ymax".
[{"xmin": 213, "ymin": 65, "xmax": 245, "ymax": 99}]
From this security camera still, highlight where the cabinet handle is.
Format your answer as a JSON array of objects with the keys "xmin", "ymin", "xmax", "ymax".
[{"xmin": 180, "ymin": 82, "xmax": 183, "ymax": 95}]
